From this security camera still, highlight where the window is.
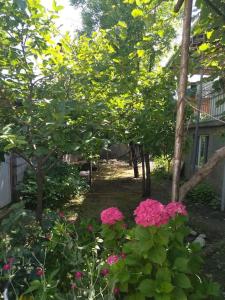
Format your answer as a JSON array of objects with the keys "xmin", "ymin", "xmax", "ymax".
[{"xmin": 197, "ymin": 135, "xmax": 209, "ymax": 167}]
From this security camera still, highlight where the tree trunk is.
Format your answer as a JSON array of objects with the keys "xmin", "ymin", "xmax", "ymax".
[
  {"xmin": 89, "ymin": 160, "xmax": 92, "ymax": 186},
  {"xmin": 144, "ymin": 152, "xmax": 151, "ymax": 197},
  {"xmin": 171, "ymin": 0, "xmax": 193, "ymax": 201},
  {"xmin": 36, "ymin": 164, "xmax": 45, "ymax": 223},
  {"xmin": 140, "ymin": 145, "xmax": 146, "ymax": 196},
  {"xmin": 179, "ymin": 146, "xmax": 225, "ymax": 201},
  {"xmin": 130, "ymin": 142, "xmax": 139, "ymax": 178}
]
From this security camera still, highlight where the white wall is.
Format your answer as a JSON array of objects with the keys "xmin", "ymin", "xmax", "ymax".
[{"xmin": 0, "ymin": 155, "xmax": 27, "ymax": 208}]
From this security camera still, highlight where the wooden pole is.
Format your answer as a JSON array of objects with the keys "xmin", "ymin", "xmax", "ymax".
[{"xmin": 171, "ymin": 0, "xmax": 193, "ymax": 201}]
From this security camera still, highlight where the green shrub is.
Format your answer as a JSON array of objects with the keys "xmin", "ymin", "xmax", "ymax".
[
  {"xmin": 100, "ymin": 201, "xmax": 221, "ymax": 299},
  {"xmin": 18, "ymin": 161, "xmax": 88, "ymax": 210},
  {"xmin": 186, "ymin": 183, "xmax": 220, "ymax": 210},
  {"xmin": 0, "ymin": 203, "xmax": 109, "ymax": 299},
  {"xmin": 152, "ymin": 157, "xmax": 172, "ymax": 180}
]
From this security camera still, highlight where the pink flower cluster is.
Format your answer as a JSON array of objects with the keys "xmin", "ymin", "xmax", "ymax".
[
  {"xmin": 100, "ymin": 207, "xmax": 124, "ymax": 225},
  {"xmin": 166, "ymin": 202, "xmax": 187, "ymax": 218},
  {"xmin": 134, "ymin": 199, "xmax": 187, "ymax": 227},
  {"xmin": 107, "ymin": 255, "xmax": 119, "ymax": 265}
]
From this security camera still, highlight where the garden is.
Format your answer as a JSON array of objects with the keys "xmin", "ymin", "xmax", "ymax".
[{"xmin": 0, "ymin": 0, "xmax": 225, "ymax": 299}]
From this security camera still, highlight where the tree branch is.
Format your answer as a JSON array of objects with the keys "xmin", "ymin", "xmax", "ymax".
[
  {"xmin": 179, "ymin": 146, "xmax": 225, "ymax": 201},
  {"xmin": 174, "ymin": 0, "xmax": 185, "ymax": 12},
  {"xmin": 14, "ymin": 150, "xmax": 35, "ymax": 170}
]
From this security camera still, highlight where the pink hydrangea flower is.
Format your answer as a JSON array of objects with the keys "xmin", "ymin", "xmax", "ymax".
[
  {"xmin": 36, "ymin": 267, "xmax": 44, "ymax": 277},
  {"xmin": 166, "ymin": 202, "xmax": 187, "ymax": 218},
  {"xmin": 100, "ymin": 268, "xmax": 109, "ymax": 276},
  {"xmin": 100, "ymin": 207, "xmax": 124, "ymax": 225},
  {"xmin": 75, "ymin": 271, "xmax": 83, "ymax": 280},
  {"xmin": 3, "ymin": 264, "xmax": 11, "ymax": 271},
  {"xmin": 107, "ymin": 255, "xmax": 119, "ymax": 265},
  {"xmin": 134, "ymin": 199, "xmax": 169, "ymax": 227}
]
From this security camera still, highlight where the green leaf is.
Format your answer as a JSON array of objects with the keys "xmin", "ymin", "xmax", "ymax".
[
  {"xmin": 137, "ymin": 49, "xmax": 145, "ymax": 57},
  {"xmin": 23, "ymin": 280, "xmax": 41, "ymax": 294},
  {"xmin": 172, "ymin": 287, "xmax": 187, "ymax": 300},
  {"xmin": 156, "ymin": 268, "xmax": 171, "ymax": 282},
  {"xmin": 134, "ymin": 226, "xmax": 151, "ymax": 240},
  {"xmin": 124, "ymin": 293, "xmax": 145, "ymax": 300},
  {"xmin": 131, "ymin": 8, "xmax": 144, "ymax": 18},
  {"xmin": 206, "ymin": 281, "xmax": 220, "ymax": 296},
  {"xmin": 198, "ymin": 43, "xmax": 210, "ymax": 51},
  {"xmin": 142, "ymin": 262, "xmax": 152, "ymax": 274},
  {"xmin": 138, "ymin": 279, "xmax": 155, "ymax": 297},
  {"xmin": 149, "ymin": 247, "xmax": 166, "ymax": 264},
  {"xmin": 173, "ymin": 257, "xmax": 189, "ymax": 272},
  {"xmin": 174, "ymin": 274, "xmax": 192, "ymax": 289},
  {"xmin": 158, "ymin": 282, "xmax": 174, "ymax": 294},
  {"xmin": 117, "ymin": 21, "xmax": 127, "ymax": 28}
]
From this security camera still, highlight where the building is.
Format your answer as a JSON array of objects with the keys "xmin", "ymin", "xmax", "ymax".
[{"xmin": 184, "ymin": 79, "xmax": 225, "ymax": 210}]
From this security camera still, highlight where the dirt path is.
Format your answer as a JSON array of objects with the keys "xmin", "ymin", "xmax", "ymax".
[{"xmin": 68, "ymin": 160, "xmax": 171, "ymax": 220}]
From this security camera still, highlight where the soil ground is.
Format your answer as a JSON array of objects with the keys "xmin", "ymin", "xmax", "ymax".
[{"xmin": 68, "ymin": 160, "xmax": 225, "ymax": 292}]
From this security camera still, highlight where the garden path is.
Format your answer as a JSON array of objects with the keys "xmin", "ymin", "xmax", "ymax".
[{"xmin": 68, "ymin": 159, "xmax": 171, "ymax": 220}]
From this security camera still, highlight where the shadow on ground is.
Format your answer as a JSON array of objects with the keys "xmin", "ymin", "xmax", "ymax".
[{"xmin": 67, "ymin": 159, "xmax": 171, "ymax": 220}]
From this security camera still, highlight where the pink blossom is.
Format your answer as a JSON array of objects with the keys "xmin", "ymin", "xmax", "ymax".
[
  {"xmin": 87, "ymin": 224, "xmax": 93, "ymax": 232},
  {"xmin": 36, "ymin": 267, "xmax": 44, "ymax": 277},
  {"xmin": 100, "ymin": 207, "xmax": 124, "ymax": 225},
  {"xmin": 134, "ymin": 199, "xmax": 169, "ymax": 227},
  {"xmin": 75, "ymin": 271, "xmax": 83, "ymax": 280},
  {"xmin": 100, "ymin": 268, "xmax": 109, "ymax": 276},
  {"xmin": 114, "ymin": 287, "xmax": 120, "ymax": 295},
  {"xmin": 71, "ymin": 283, "xmax": 77, "ymax": 289},
  {"xmin": 107, "ymin": 255, "xmax": 119, "ymax": 265},
  {"xmin": 3, "ymin": 264, "xmax": 11, "ymax": 271},
  {"xmin": 166, "ymin": 202, "xmax": 188, "ymax": 218}
]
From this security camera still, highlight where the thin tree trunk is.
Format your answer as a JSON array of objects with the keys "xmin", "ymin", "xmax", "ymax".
[
  {"xmin": 89, "ymin": 160, "xmax": 92, "ymax": 186},
  {"xmin": 36, "ymin": 164, "xmax": 44, "ymax": 222},
  {"xmin": 171, "ymin": 0, "xmax": 193, "ymax": 201},
  {"xmin": 130, "ymin": 142, "xmax": 139, "ymax": 178},
  {"xmin": 140, "ymin": 145, "xmax": 146, "ymax": 196},
  {"xmin": 179, "ymin": 146, "xmax": 225, "ymax": 201},
  {"xmin": 145, "ymin": 152, "xmax": 151, "ymax": 197}
]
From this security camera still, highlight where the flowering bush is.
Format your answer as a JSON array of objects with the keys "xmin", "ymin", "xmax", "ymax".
[
  {"xmin": 0, "ymin": 200, "xmax": 221, "ymax": 299},
  {"xmin": 101, "ymin": 199, "xmax": 221, "ymax": 299},
  {"xmin": 0, "ymin": 202, "xmax": 110, "ymax": 299}
]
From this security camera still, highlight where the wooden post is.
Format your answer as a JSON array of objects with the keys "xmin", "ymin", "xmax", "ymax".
[{"xmin": 172, "ymin": 0, "xmax": 193, "ymax": 201}]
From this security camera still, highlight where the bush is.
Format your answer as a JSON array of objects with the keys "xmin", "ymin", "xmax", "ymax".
[
  {"xmin": 0, "ymin": 200, "xmax": 221, "ymax": 299},
  {"xmin": 153, "ymin": 157, "xmax": 172, "ymax": 180},
  {"xmin": 18, "ymin": 161, "xmax": 88, "ymax": 210},
  {"xmin": 100, "ymin": 200, "xmax": 221, "ymax": 299},
  {"xmin": 186, "ymin": 183, "xmax": 220, "ymax": 210},
  {"xmin": 0, "ymin": 202, "xmax": 110, "ymax": 299}
]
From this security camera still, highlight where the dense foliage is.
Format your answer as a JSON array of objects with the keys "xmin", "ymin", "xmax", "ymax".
[
  {"xmin": 0, "ymin": 200, "xmax": 221, "ymax": 299},
  {"xmin": 19, "ymin": 162, "xmax": 88, "ymax": 210}
]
